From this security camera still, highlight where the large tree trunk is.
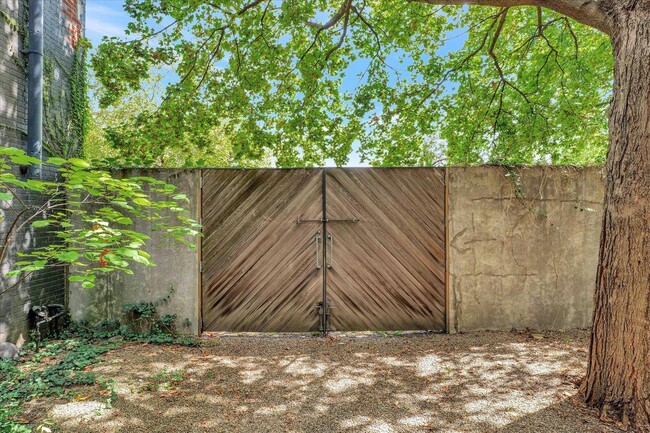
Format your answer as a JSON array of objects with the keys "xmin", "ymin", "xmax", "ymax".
[{"xmin": 583, "ymin": 8, "xmax": 650, "ymax": 432}]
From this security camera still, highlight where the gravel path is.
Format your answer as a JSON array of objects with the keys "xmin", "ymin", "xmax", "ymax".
[{"xmin": 29, "ymin": 330, "xmax": 622, "ymax": 433}]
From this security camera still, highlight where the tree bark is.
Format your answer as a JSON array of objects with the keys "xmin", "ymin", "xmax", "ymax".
[{"xmin": 584, "ymin": 8, "xmax": 650, "ymax": 432}]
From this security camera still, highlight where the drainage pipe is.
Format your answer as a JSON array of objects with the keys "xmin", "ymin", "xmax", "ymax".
[{"xmin": 27, "ymin": 0, "xmax": 44, "ymax": 178}]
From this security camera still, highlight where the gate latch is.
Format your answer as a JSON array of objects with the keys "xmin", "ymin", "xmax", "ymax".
[{"xmin": 315, "ymin": 301, "xmax": 332, "ymax": 335}]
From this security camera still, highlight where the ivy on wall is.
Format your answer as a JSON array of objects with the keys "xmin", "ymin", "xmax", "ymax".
[
  {"xmin": 1, "ymin": 3, "xmax": 89, "ymax": 159},
  {"xmin": 43, "ymin": 43, "xmax": 90, "ymax": 159}
]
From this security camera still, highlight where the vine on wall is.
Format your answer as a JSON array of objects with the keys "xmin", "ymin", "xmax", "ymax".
[
  {"xmin": 1, "ymin": 3, "xmax": 89, "ymax": 159},
  {"xmin": 43, "ymin": 42, "xmax": 90, "ymax": 159}
]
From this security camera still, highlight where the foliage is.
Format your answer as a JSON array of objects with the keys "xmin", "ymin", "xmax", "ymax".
[
  {"xmin": 0, "ymin": 147, "xmax": 201, "ymax": 292},
  {"xmin": 71, "ymin": 289, "xmax": 197, "ymax": 346},
  {"xmin": 0, "ymin": 338, "xmax": 115, "ymax": 432},
  {"xmin": 92, "ymin": 1, "xmax": 612, "ymax": 167},
  {"xmin": 119, "ymin": 287, "xmax": 197, "ymax": 345},
  {"xmin": 43, "ymin": 41, "xmax": 91, "ymax": 159},
  {"xmin": 141, "ymin": 367, "xmax": 187, "ymax": 392},
  {"xmin": 0, "ymin": 316, "xmax": 198, "ymax": 432},
  {"xmin": 85, "ymin": 74, "xmax": 270, "ymax": 168}
]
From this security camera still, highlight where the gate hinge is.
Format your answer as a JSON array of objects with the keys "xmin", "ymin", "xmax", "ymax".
[{"xmin": 199, "ymin": 260, "xmax": 203, "ymax": 273}]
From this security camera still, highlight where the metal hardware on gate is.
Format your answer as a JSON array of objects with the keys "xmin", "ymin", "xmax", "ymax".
[
  {"xmin": 295, "ymin": 218, "xmax": 322, "ymax": 224},
  {"xmin": 315, "ymin": 230, "xmax": 322, "ymax": 270},
  {"xmin": 295, "ymin": 218, "xmax": 359, "ymax": 224},
  {"xmin": 315, "ymin": 300, "xmax": 331, "ymax": 335},
  {"xmin": 327, "ymin": 233, "xmax": 334, "ymax": 269},
  {"xmin": 327, "ymin": 218, "xmax": 359, "ymax": 223}
]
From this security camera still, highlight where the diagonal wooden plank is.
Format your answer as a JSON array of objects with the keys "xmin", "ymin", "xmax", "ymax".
[
  {"xmin": 326, "ymin": 168, "xmax": 446, "ymax": 331},
  {"xmin": 201, "ymin": 169, "xmax": 323, "ymax": 332}
]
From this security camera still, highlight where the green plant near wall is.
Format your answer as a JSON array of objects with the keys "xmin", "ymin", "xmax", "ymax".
[
  {"xmin": 43, "ymin": 41, "xmax": 91, "ymax": 159},
  {"xmin": 0, "ymin": 317, "xmax": 198, "ymax": 432},
  {"xmin": 0, "ymin": 147, "xmax": 201, "ymax": 293},
  {"xmin": 0, "ymin": 338, "xmax": 115, "ymax": 432},
  {"xmin": 69, "ymin": 40, "xmax": 91, "ymax": 154}
]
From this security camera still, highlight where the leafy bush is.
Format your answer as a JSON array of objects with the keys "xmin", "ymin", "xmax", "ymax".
[{"xmin": 0, "ymin": 147, "xmax": 201, "ymax": 293}]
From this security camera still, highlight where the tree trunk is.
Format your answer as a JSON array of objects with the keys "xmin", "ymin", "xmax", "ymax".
[{"xmin": 584, "ymin": 9, "xmax": 650, "ymax": 432}]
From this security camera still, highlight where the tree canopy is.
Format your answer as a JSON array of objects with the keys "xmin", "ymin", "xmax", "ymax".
[
  {"xmin": 92, "ymin": 1, "xmax": 613, "ymax": 167},
  {"xmin": 86, "ymin": 74, "xmax": 269, "ymax": 168}
]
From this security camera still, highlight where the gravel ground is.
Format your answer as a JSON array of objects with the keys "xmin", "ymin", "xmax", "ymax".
[{"xmin": 27, "ymin": 329, "xmax": 622, "ymax": 433}]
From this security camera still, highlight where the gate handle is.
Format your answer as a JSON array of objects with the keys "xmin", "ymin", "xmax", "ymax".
[
  {"xmin": 327, "ymin": 233, "xmax": 333, "ymax": 269},
  {"xmin": 315, "ymin": 231, "xmax": 322, "ymax": 270}
]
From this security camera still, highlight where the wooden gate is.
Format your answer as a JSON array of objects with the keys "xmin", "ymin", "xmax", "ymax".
[
  {"xmin": 201, "ymin": 168, "xmax": 446, "ymax": 332},
  {"xmin": 325, "ymin": 168, "xmax": 446, "ymax": 331},
  {"xmin": 201, "ymin": 169, "xmax": 323, "ymax": 331}
]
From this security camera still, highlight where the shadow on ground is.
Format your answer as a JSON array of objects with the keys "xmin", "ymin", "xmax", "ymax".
[{"xmin": 28, "ymin": 330, "xmax": 621, "ymax": 433}]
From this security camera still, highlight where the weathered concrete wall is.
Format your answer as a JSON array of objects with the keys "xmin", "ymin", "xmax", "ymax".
[
  {"xmin": 447, "ymin": 166, "xmax": 604, "ymax": 333},
  {"xmin": 69, "ymin": 169, "xmax": 201, "ymax": 335},
  {"xmin": 1, "ymin": 0, "xmax": 86, "ymax": 345}
]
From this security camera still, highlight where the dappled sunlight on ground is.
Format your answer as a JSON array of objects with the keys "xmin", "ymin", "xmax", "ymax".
[{"xmin": 25, "ymin": 330, "xmax": 621, "ymax": 433}]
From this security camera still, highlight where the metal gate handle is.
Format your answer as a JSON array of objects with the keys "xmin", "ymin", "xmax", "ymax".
[
  {"xmin": 315, "ymin": 231, "xmax": 322, "ymax": 270},
  {"xmin": 327, "ymin": 233, "xmax": 333, "ymax": 269}
]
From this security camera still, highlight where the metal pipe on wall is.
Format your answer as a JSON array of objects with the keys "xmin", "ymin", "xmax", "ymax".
[{"xmin": 27, "ymin": 0, "xmax": 44, "ymax": 178}]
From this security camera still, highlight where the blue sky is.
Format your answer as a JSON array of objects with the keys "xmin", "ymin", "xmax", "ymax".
[
  {"xmin": 85, "ymin": 1, "xmax": 130, "ymax": 42},
  {"xmin": 84, "ymin": 1, "xmax": 466, "ymax": 167}
]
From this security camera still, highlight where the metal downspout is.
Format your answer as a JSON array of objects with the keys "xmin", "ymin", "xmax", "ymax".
[{"xmin": 27, "ymin": 0, "xmax": 44, "ymax": 178}]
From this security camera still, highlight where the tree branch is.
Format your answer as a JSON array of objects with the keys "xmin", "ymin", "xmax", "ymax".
[
  {"xmin": 325, "ymin": 0, "xmax": 353, "ymax": 62},
  {"xmin": 410, "ymin": 0, "xmax": 612, "ymax": 35},
  {"xmin": 237, "ymin": 0, "xmax": 265, "ymax": 16},
  {"xmin": 306, "ymin": 0, "xmax": 351, "ymax": 30},
  {"xmin": 351, "ymin": 5, "xmax": 381, "ymax": 57}
]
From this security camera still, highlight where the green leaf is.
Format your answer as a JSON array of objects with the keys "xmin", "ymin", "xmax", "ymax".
[
  {"xmin": 69, "ymin": 275, "xmax": 95, "ymax": 282},
  {"xmin": 81, "ymin": 281, "xmax": 95, "ymax": 288},
  {"xmin": 22, "ymin": 260, "xmax": 48, "ymax": 271},
  {"xmin": 103, "ymin": 254, "xmax": 129, "ymax": 267},
  {"xmin": 116, "ymin": 217, "xmax": 133, "ymax": 225},
  {"xmin": 47, "ymin": 157, "xmax": 67, "ymax": 165},
  {"xmin": 56, "ymin": 251, "xmax": 80, "ymax": 262},
  {"xmin": 114, "ymin": 247, "xmax": 139, "ymax": 258},
  {"xmin": 68, "ymin": 158, "xmax": 91, "ymax": 168},
  {"xmin": 32, "ymin": 220, "xmax": 53, "ymax": 228},
  {"xmin": 10, "ymin": 154, "xmax": 42, "ymax": 165},
  {"xmin": 131, "ymin": 254, "xmax": 151, "ymax": 265},
  {"xmin": 133, "ymin": 197, "xmax": 152, "ymax": 206},
  {"xmin": 0, "ymin": 192, "xmax": 12, "ymax": 200}
]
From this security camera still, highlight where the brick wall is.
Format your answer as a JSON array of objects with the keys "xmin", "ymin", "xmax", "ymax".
[{"xmin": 1, "ymin": 0, "xmax": 85, "ymax": 345}]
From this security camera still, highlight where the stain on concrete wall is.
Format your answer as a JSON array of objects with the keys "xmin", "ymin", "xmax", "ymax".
[
  {"xmin": 447, "ymin": 166, "xmax": 604, "ymax": 333},
  {"xmin": 69, "ymin": 169, "xmax": 201, "ymax": 335}
]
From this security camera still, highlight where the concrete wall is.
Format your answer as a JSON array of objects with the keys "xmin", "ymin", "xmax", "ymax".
[
  {"xmin": 67, "ymin": 166, "xmax": 604, "ymax": 335},
  {"xmin": 69, "ymin": 169, "xmax": 201, "ymax": 335},
  {"xmin": 1, "ymin": 0, "xmax": 86, "ymax": 345},
  {"xmin": 447, "ymin": 166, "xmax": 604, "ymax": 333}
]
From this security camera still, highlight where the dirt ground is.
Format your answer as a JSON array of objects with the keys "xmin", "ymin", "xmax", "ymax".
[{"xmin": 26, "ymin": 329, "xmax": 622, "ymax": 433}]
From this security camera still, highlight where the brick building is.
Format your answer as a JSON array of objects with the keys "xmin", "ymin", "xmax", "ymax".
[{"xmin": 1, "ymin": 0, "xmax": 86, "ymax": 344}]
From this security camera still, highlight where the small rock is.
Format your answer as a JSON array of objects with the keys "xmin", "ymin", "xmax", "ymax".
[
  {"xmin": 0, "ymin": 342, "xmax": 19, "ymax": 359},
  {"xmin": 531, "ymin": 333, "xmax": 545, "ymax": 340}
]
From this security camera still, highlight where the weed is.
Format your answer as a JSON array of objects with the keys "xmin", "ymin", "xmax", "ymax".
[
  {"xmin": 376, "ymin": 330, "xmax": 403, "ymax": 337},
  {"xmin": 141, "ymin": 368, "xmax": 187, "ymax": 393},
  {"xmin": 0, "ymin": 338, "xmax": 114, "ymax": 432}
]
